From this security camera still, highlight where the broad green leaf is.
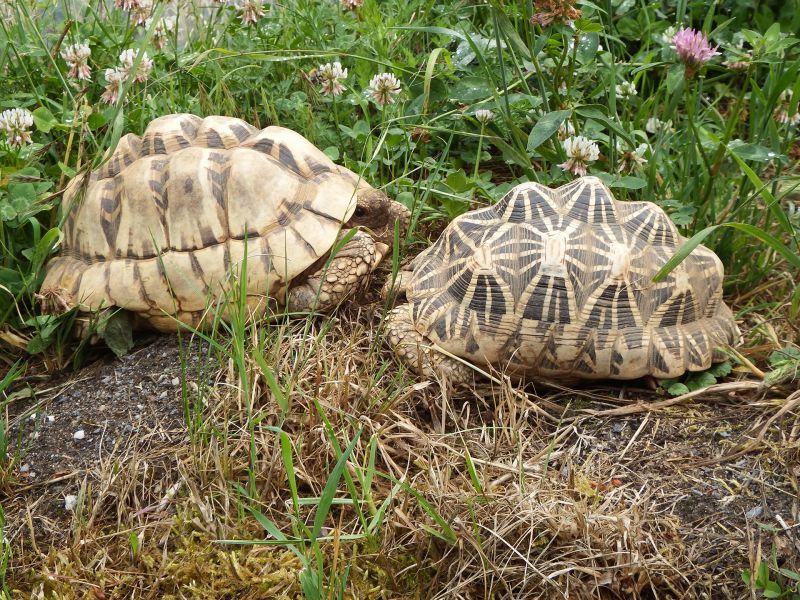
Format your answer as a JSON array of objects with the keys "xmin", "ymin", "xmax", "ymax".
[
  {"xmin": 666, "ymin": 64, "xmax": 685, "ymax": 95},
  {"xmin": 574, "ymin": 105, "xmax": 635, "ymax": 145},
  {"xmin": 778, "ymin": 568, "xmax": 800, "ymax": 582},
  {"xmin": 708, "ymin": 361, "xmax": 732, "ymax": 378},
  {"xmin": 763, "ymin": 580, "xmax": 781, "ymax": 598},
  {"xmin": 32, "ymin": 106, "xmax": 57, "ymax": 133},
  {"xmin": 667, "ymin": 382, "xmax": 690, "ymax": 396},
  {"xmin": 58, "ymin": 161, "xmax": 77, "ymax": 178},
  {"xmin": 445, "ymin": 169, "xmax": 469, "ymax": 192},
  {"xmin": 322, "ymin": 146, "xmax": 339, "ymax": 161},
  {"xmin": 450, "ymin": 76, "xmax": 494, "ymax": 102},
  {"xmin": 87, "ymin": 111, "xmax": 108, "ymax": 130},
  {"xmin": 685, "ymin": 372, "xmax": 717, "ymax": 392},
  {"xmin": 576, "ymin": 33, "xmax": 600, "ymax": 63},
  {"xmin": 527, "ymin": 110, "xmax": 571, "ymax": 152},
  {"xmin": 101, "ymin": 311, "xmax": 134, "ymax": 357},
  {"xmin": 728, "ymin": 140, "xmax": 783, "ymax": 162},
  {"xmin": 608, "ymin": 176, "xmax": 646, "ymax": 189}
]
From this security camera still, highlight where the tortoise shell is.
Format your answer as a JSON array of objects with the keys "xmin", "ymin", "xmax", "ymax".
[
  {"xmin": 40, "ymin": 114, "xmax": 378, "ymax": 331},
  {"xmin": 402, "ymin": 177, "xmax": 741, "ymax": 380}
]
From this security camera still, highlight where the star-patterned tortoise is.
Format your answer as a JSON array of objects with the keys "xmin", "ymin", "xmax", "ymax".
[
  {"xmin": 386, "ymin": 176, "xmax": 740, "ymax": 383},
  {"xmin": 39, "ymin": 113, "xmax": 409, "ymax": 332}
]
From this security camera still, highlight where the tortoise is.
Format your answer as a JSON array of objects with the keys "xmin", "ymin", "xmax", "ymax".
[
  {"xmin": 385, "ymin": 176, "xmax": 741, "ymax": 383},
  {"xmin": 39, "ymin": 113, "xmax": 409, "ymax": 332}
]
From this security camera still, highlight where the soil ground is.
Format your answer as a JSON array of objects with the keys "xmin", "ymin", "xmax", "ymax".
[{"xmin": 2, "ymin": 322, "xmax": 799, "ymax": 599}]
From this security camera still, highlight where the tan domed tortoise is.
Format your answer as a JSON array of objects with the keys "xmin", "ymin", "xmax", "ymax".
[
  {"xmin": 39, "ymin": 113, "xmax": 409, "ymax": 332},
  {"xmin": 386, "ymin": 177, "xmax": 741, "ymax": 383}
]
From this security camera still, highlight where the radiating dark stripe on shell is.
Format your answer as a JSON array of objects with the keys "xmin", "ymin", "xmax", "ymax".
[
  {"xmin": 208, "ymin": 161, "xmax": 229, "ymax": 210},
  {"xmin": 100, "ymin": 191, "xmax": 121, "ymax": 251},
  {"xmin": 658, "ymin": 293, "xmax": 684, "ymax": 327},
  {"xmin": 449, "ymin": 268, "xmax": 474, "ymax": 300},
  {"xmin": 180, "ymin": 117, "xmax": 198, "ymax": 140},
  {"xmin": 522, "ymin": 275, "xmax": 571, "ymax": 324},
  {"xmin": 278, "ymin": 144, "xmax": 301, "ymax": 174},
  {"xmin": 525, "ymin": 188, "xmax": 559, "ymax": 219},
  {"xmin": 649, "ymin": 346, "xmax": 668, "ymax": 373},
  {"xmin": 621, "ymin": 328, "xmax": 643, "ymax": 349},
  {"xmin": 153, "ymin": 134, "xmax": 167, "ymax": 155},
  {"xmin": 307, "ymin": 160, "xmax": 331, "ymax": 175},
  {"xmin": 584, "ymin": 336, "xmax": 597, "ymax": 362},
  {"xmin": 204, "ymin": 129, "xmax": 225, "ymax": 148},
  {"xmin": 231, "ymin": 123, "xmax": 253, "ymax": 142},
  {"xmin": 503, "ymin": 192, "xmax": 531, "ymax": 223},
  {"xmin": 189, "ymin": 252, "xmax": 204, "ymax": 280},
  {"xmin": 199, "ymin": 225, "xmax": 219, "ymax": 249},
  {"xmin": 250, "ymin": 138, "xmax": 275, "ymax": 154},
  {"xmin": 467, "ymin": 275, "xmax": 488, "ymax": 313},
  {"xmin": 465, "ymin": 330, "xmax": 479, "ymax": 353},
  {"xmin": 610, "ymin": 349, "xmax": 624, "ymax": 375}
]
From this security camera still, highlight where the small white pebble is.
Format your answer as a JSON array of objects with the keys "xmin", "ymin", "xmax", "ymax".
[
  {"xmin": 19, "ymin": 463, "xmax": 30, "ymax": 473},
  {"xmin": 29, "ymin": 412, "xmax": 37, "ymax": 421},
  {"xmin": 47, "ymin": 415, "xmax": 55, "ymax": 423},
  {"xmin": 137, "ymin": 404, "xmax": 144, "ymax": 410},
  {"xmin": 73, "ymin": 429, "xmax": 85, "ymax": 440},
  {"xmin": 64, "ymin": 495, "xmax": 78, "ymax": 511},
  {"xmin": 171, "ymin": 377, "xmax": 180, "ymax": 386}
]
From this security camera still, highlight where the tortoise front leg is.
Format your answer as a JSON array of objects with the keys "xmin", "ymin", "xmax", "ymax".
[
  {"xmin": 385, "ymin": 304, "xmax": 474, "ymax": 384},
  {"xmin": 287, "ymin": 230, "xmax": 386, "ymax": 313}
]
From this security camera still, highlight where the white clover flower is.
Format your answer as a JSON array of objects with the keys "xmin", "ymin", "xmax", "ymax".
[
  {"xmin": 645, "ymin": 117, "xmax": 674, "ymax": 134},
  {"xmin": 616, "ymin": 141, "xmax": 649, "ymax": 173},
  {"xmin": 115, "ymin": 0, "xmax": 140, "ymax": 9},
  {"xmin": 60, "ymin": 42, "xmax": 92, "ymax": 81},
  {"xmin": 559, "ymin": 135, "xmax": 599, "ymax": 177},
  {"xmin": 0, "ymin": 108, "xmax": 34, "ymax": 146},
  {"xmin": 774, "ymin": 89, "xmax": 800, "ymax": 126},
  {"xmin": 367, "ymin": 72, "xmax": 402, "ymax": 106},
  {"xmin": 557, "ymin": 119, "xmax": 576, "ymax": 140},
  {"xmin": 101, "ymin": 68, "xmax": 126, "ymax": 104},
  {"xmin": 119, "ymin": 49, "xmax": 153, "ymax": 83},
  {"xmin": 474, "ymin": 109, "xmax": 495, "ymax": 125},
  {"xmin": 130, "ymin": 0, "xmax": 152, "ymax": 26},
  {"xmin": 341, "ymin": 0, "xmax": 363, "ymax": 9},
  {"xmin": 64, "ymin": 495, "xmax": 78, "ymax": 511},
  {"xmin": 660, "ymin": 25, "xmax": 677, "ymax": 45},
  {"xmin": 317, "ymin": 61, "xmax": 348, "ymax": 97},
  {"xmin": 151, "ymin": 16, "xmax": 177, "ymax": 50},
  {"xmin": 238, "ymin": 0, "xmax": 265, "ymax": 25},
  {"xmin": 616, "ymin": 80, "xmax": 636, "ymax": 98}
]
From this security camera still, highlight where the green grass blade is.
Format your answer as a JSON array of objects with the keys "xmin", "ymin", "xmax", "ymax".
[
  {"xmin": 653, "ymin": 223, "xmax": 800, "ymax": 282},
  {"xmin": 311, "ymin": 427, "xmax": 363, "ymax": 541}
]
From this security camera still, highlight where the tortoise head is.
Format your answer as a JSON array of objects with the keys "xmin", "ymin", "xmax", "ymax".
[{"xmin": 346, "ymin": 187, "xmax": 411, "ymax": 249}]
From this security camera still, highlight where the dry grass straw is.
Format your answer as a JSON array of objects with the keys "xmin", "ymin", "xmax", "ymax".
[{"xmin": 6, "ymin": 298, "xmax": 798, "ymax": 598}]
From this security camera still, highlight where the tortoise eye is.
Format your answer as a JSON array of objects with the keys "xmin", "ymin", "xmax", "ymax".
[{"xmin": 353, "ymin": 206, "xmax": 367, "ymax": 218}]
